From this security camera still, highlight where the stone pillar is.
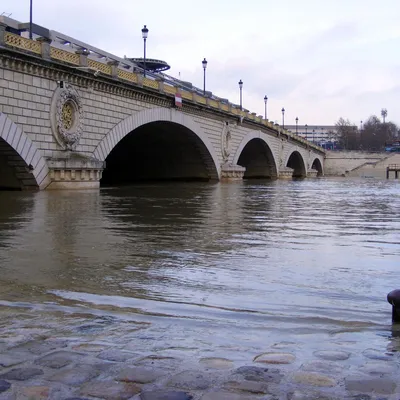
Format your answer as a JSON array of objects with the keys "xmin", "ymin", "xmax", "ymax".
[
  {"xmin": 0, "ymin": 22, "xmax": 8, "ymax": 46},
  {"xmin": 156, "ymin": 78, "xmax": 164, "ymax": 93},
  {"xmin": 36, "ymin": 37, "xmax": 52, "ymax": 60},
  {"xmin": 107, "ymin": 60, "xmax": 119, "ymax": 78},
  {"xmin": 75, "ymin": 48, "xmax": 90, "ymax": 67},
  {"xmin": 136, "ymin": 74, "xmax": 143, "ymax": 86}
]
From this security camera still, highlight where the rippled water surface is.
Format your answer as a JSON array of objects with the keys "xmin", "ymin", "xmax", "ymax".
[{"xmin": 0, "ymin": 178, "xmax": 399, "ymax": 367}]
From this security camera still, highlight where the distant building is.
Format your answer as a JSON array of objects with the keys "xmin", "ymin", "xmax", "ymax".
[{"xmin": 285, "ymin": 125, "xmax": 340, "ymax": 150}]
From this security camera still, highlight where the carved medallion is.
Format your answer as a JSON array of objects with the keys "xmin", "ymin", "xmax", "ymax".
[
  {"xmin": 50, "ymin": 83, "xmax": 84, "ymax": 150},
  {"xmin": 221, "ymin": 122, "xmax": 232, "ymax": 163}
]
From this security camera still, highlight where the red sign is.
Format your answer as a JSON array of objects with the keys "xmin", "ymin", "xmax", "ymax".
[{"xmin": 175, "ymin": 93, "xmax": 182, "ymax": 108}]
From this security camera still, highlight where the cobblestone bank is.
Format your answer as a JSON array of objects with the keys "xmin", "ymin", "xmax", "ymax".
[{"xmin": 0, "ymin": 309, "xmax": 399, "ymax": 400}]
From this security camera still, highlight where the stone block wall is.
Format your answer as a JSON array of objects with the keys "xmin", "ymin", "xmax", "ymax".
[
  {"xmin": 0, "ymin": 56, "xmax": 324, "ymax": 186},
  {"xmin": 324, "ymin": 151, "xmax": 389, "ymax": 176}
]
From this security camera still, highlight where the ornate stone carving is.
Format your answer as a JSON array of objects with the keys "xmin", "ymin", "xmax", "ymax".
[
  {"xmin": 221, "ymin": 122, "xmax": 232, "ymax": 163},
  {"xmin": 50, "ymin": 83, "xmax": 84, "ymax": 150}
]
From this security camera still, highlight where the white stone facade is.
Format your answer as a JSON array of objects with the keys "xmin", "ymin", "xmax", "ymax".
[{"xmin": 0, "ymin": 53, "xmax": 325, "ymax": 189}]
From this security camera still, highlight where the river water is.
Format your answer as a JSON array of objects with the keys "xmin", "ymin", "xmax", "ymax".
[{"xmin": 0, "ymin": 178, "xmax": 399, "ymax": 384}]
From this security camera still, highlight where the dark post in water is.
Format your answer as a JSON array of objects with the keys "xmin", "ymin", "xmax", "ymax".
[{"xmin": 387, "ymin": 289, "xmax": 400, "ymax": 322}]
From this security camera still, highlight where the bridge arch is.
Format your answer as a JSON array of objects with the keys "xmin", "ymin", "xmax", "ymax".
[
  {"xmin": 0, "ymin": 112, "xmax": 50, "ymax": 190},
  {"xmin": 233, "ymin": 132, "xmax": 278, "ymax": 179},
  {"xmin": 311, "ymin": 157, "xmax": 324, "ymax": 176},
  {"xmin": 94, "ymin": 107, "xmax": 220, "ymax": 181},
  {"xmin": 285, "ymin": 150, "xmax": 307, "ymax": 178}
]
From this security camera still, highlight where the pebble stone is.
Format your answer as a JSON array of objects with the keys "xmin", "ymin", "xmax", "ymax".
[
  {"xmin": 72, "ymin": 343, "xmax": 109, "ymax": 352},
  {"xmin": 300, "ymin": 360, "xmax": 344, "ymax": 375},
  {"xmin": 362, "ymin": 349, "xmax": 393, "ymax": 361},
  {"xmin": 233, "ymin": 366, "xmax": 283, "ymax": 383},
  {"xmin": 21, "ymin": 385, "xmax": 50, "ymax": 399},
  {"xmin": 292, "ymin": 372, "xmax": 337, "ymax": 387},
  {"xmin": 253, "ymin": 352, "xmax": 296, "ymax": 364},
  {"xmin": 35, "ymin": 351, "xmax": 84, "ymax": 369},
  {"xmin": 313, "ymin": 350, "xmax": 350, "ymax": 361},
  {"xmin": 117, "ymin": 366, "xmax": 165, "ymax": 383},
  {"xmin": 199, "ymin": 357, "xmax": 234, "ymax": 370},
  {"xmin": 167, "ymin": 370, "xmax": 215, "ymax": 390},
  {"xmin": 64, "ymin": 398, "xmax": 90, "ymax": 400},
  {"xmin": 200, "ymin": 392, "xmax": 259, "ymax": 400},
  {"xmin": 0, "ymin": 353, "xmax": 34, "ymax": 367},
  {"xmin": 97, "ymin": 349, "xmax": 138, "ymax": 362},
  {"xmin": 48, "ymin": 366, "xmax": 99, "ymax": 386},
  {"xmin": 223, "ymin": 379, "xmax": 269, "ymax": 394},
  {"xmin": 0, "ymin": 380, "xmax": 10, "ymax": 393},
  {"xmin": 80, "ymin": 380, "xmax": 141, "ymax": 400},
  {"xmin": 359, "ymin": 361, "xmax": 398, "ymax": 375},
  {"xmin": 10, "ymin": 339, "xmax": 68, "ymax": 355},
  {"xmin": 345, "ymin": 377, "xmax": 397, "ymax": 394},
  {"xmin": 140, "ymin": 391, "xmax": 193, "ymax": 400},
  {"xmin": 0, "ymin": 368, "xmax": 44, "ymax": 381}
]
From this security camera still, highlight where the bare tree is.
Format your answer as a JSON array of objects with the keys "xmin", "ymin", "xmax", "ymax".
[
  {"xmin": 360, "ymin": 115, "xmax": 398, "ymax": 151},
  {"xmin": 335, "ymin": 118, "xmax": 359, "ymax": 150}
]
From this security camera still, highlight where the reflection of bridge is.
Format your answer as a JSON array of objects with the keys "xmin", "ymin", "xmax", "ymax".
[{"xmin": 0, "ymin": 18, "xmax": 325, "ymax": 190}]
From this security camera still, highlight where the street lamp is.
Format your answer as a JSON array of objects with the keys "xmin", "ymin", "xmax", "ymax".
[
  {"xmin": 238, "ymin": 80, "xmax": 243, "ymax": 110},
  {"xmin": 29, "ymin": 0, "xmax": 33, "ymax": 40},
  {"xmin": 202, "ymin": 58, "xmax": 207, "ymax": 95},
  {"xmin": 381, "ymin": 108, "xmax": 387, "ymax": 123},
  {"xmin": 281, "ymin": 107, "xmax": 285, "ymax": 129},
  {"xmin": 264, "ymin": 95, "xmax": 268, "ymax": 120},
  {"xmin": 295, "ymin": 117, "xmax": 299, "ymax": 135},
  {"xmin": 312, "ymin": 129, "xmax": 315, "ymax": 142},
  {"xmin": 305, "ymin": 124, "xmax": 308, "ymax": 139},
  {"xmin": 141, "ymin": 25, "xmax": 149, "ymax": 78}
]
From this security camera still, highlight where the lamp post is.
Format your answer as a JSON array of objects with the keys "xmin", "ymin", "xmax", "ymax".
[
  {"xmin": 29, "ymin": 0, "xmax": 33, "ymax": 39},
  {"xmin": 305, "ymin": 124, "xmax": 308, "ymax": 139},
  {"xmin": 264, "ymin": 95, "xmax": 268, "ymax": 120},
  {"xmin": 238, "ymin": 79, "xmax": 243, "ymax": 110},
  {"xmin": 295, "ymin": 117, "xmax": 298, "ymax": 135},
  {"xmin": 141, "ymin": 25, "xmax": 149, "ymax": 78},
  {"xmin": 281, "ymin": 107, "xmax": 285, "ymax": 129},
  {"xmin": 381, "ymin": 109, "xmax": 388, "ymax": 143},
  {"xmin": 202, "ymin": 58, "xmax": 207, "ymax": 95},
  {"xmin": 381, "ymin": 108, "xmax": 387, "ymax": 124},
  {"xmin": 312, "ymin": 129, "xmax": 315, "ymax": 142}
]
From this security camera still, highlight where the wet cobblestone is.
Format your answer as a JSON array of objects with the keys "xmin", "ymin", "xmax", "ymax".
[{"xmin": 0, "ymin": 314, "xmax": 399, "ymax": 400}]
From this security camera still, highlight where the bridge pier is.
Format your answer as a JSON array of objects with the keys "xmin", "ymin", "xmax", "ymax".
[
  {"xmin": 220, "ymin": 163, "xmax": 246, "ymax": 181},
  {"xmin": 46, "ymin": 155, "xmax": 104, "ymax": 190},
  {"xmin": 279, "ymin": 167, "xmax": 294, "ymax": 179},
  {"xmin": 307, "ymin": 169, "xmax": 318, "ymax": 178}
]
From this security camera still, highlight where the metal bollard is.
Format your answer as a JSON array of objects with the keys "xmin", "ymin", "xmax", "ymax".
[{"xmin": 387, "ymin": 289, "xmax": 400, "ymax": 323}]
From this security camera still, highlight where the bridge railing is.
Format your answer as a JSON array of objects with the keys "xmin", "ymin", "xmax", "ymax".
[{"xmin": 1, "ymin": 28, "xmax": 321, "ymax": 152}]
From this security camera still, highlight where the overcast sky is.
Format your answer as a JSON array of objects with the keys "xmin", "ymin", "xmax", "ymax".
[{"xmin": 4, "ymin": 0, "xmax": 400, "ymax": 126}]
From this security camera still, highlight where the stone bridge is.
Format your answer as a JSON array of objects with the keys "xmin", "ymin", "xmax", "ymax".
[{"xmin": 0, "ymin": 18, "xmax": 325, "ymax": 190}]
